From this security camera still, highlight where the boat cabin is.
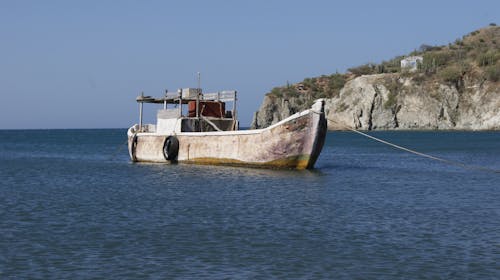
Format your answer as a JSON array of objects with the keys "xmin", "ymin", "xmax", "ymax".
[{"xmin": 135, "ymin": 88, "xmax": 238, "ymax": 134}]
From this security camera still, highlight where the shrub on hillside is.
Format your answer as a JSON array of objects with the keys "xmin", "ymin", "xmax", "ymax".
[
  {"xmin": 419, "ymin": 44, "xmax": 433, "ymax": 52},
  {"xmin": 419, "ymin": 51, "xmax": 454, "ymax": 73},
  {"xmin": 302, "ymin": 78, "xmax": 316, "ymax": 89},
  {"xmin": 477, "ymin": 50, "xmax": 499, "ymax": 67},
  {"xmin": 454, "ymin": 39, "xmax": 464, "ymax": 46},
  {"xmin": 328, "ymin": 74, "xmax": 346, "ymax": 91},
  {"xmin": 348, "ymin": 63, "xmax": 377, "ymax": 76},
  {"xmin": 282, "ymin": 87, "xmax": 299, "ymax": 98},
  {"xmin": 268, "ymin": 86, "xmax": 301, "ymax": 98},
  {"xmin": 384, "ymin": 91, "xmax": 398, "ymax": 110},
  {"xmin": 425, "ymin": 51, "xmax": 452, "ymax": 66},
  {"xmin": 320, "ymin": 74, "xmax": 346, "ymax": 97},
  {"xmin": 439, "ymin": 65, "xmax": 462, "ymax": 86},
  {"xmin": 485, "ymin": 63, "xmax": 500, "ymax": 82},
  {"xmin": 378, "ymin": 56, "xmax": 403, "ymax": 73},
  {"xmin": 469, "ymin": 31, "xmax": 480, "ymax": 36},
  {"xmin": 268, "ymin": 87, "xmax": 283, "ymax": 98}
]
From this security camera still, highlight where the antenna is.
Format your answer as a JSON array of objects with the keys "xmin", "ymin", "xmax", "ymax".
[{"xmin": 197, "ymin": 72, "xmax": 201, "ymax": 89}]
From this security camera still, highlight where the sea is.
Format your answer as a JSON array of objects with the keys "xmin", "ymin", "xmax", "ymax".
[{"xmin": 0, "ymin": 129, "xmax": 499, "ymax": 279}]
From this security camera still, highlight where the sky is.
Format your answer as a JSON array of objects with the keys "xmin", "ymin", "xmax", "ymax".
[{"xmin": 1, "ymin": 0, "xmax": 498, "ymax": 129}]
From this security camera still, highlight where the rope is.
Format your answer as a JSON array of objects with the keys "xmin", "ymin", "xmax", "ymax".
[
  {"xmin": 199, "ymin": 104, "xmax": 222, "ymax": 132},
  {"xmin": 326, "ymin": 117, "xmax": 500, "ymax": 174},
  {"xmin": 200, "ymin": 116, "xmax": 223, "ymax": 131}
]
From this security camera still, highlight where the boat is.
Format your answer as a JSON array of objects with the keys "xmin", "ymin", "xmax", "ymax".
[{"xmin": 127, "ymin": 87, "xmax": 327, "ymax": 169}]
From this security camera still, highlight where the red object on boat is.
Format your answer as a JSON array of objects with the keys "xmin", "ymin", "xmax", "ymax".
[{"xmin": 188, "ymin": 101, "xmax": 225, "ymax": 118}]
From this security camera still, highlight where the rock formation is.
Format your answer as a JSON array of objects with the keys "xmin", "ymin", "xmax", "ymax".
[{"xmin": 251, "ymin": 73, "xmax": 500, "ymax": 130}]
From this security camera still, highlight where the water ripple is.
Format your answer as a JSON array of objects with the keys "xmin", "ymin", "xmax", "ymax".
[{"xmin": 0, "ymin": 130, "xmax": 499, "ymax": 278}]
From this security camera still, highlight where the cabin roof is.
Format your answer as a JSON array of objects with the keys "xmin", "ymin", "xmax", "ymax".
[{"xmin": 136, "ymin": 90, "xmax": 237, "ymax": 104}]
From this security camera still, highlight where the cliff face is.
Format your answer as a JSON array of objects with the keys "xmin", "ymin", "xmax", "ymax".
[
  {"xmin": 326, "ymin": 74, "xmax": 499, "ymax": 130},
  {"xmin": 251, "ymin": 95, "xmax": 308, "ymax": 129},
  {"xmin": 251, "ymin": 73, "xmax": 500, "ymax": 130}
]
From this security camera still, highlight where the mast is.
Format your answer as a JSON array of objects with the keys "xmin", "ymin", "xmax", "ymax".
[
  {"xmin": 196, "ymin": 72, "xmax": 201, "ymax": 120},
  {"xmin": 233, "ymin": 91, "xmax": 237, "ymax": 121},
  {"xmin": 197, "ymin": 72, "xmax": 201, "ymax": 89},
  {"xmin": 139, "ymin": 91, "xmax": 144, "ymax": 131}
]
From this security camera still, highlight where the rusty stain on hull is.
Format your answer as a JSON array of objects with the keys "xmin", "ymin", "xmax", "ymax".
[{"xmin": 182, "ymin": 155, "xmax": 312, "ymax": 169}]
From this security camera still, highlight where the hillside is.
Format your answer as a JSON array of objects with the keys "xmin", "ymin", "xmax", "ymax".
[{"xmin": 251, "ymin": 25, "xmax": 500, "ymax": 130}]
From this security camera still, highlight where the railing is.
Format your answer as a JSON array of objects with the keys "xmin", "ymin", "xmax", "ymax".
[
  {"xmin": 202, "ymin": 90, "xmax": 237, "ymax": 102},
  {"xmin": 140, "ymin": 90, "xmax": 237, "ymax": 103},
  {"xmin": 165, "ymin": 92, "xmax": 179, "ymax": 99}
]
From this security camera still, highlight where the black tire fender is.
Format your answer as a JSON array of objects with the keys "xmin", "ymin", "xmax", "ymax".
[
  {"xmin": 131, "ymin": 134, "xmax": 138, "ymax": 162},
  {"xmin": 163, "ymin": 136, "xmax": 179, "ymax": 161}
]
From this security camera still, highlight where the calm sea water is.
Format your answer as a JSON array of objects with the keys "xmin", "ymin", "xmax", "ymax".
[{"xmin": 0, "ymin": 129, "xmax": 499, "ymax": 279}]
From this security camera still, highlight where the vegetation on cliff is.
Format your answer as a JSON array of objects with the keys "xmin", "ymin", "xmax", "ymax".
[{"xmin": 266, "ymin": 25, "xmax": 500, "ymax": 101}]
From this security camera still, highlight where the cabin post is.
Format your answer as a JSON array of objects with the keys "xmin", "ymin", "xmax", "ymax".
[
  {"xmin": 177, "ymin": 89, "xmax": 182, "ymax": 117},
  {"xmin": 139, "ymin": 92, "xmax": 144, "ymax": 131},
  {"xmin": 196, "ymin": 91, "xmax": 200, "ymax": 119},
  {"xmin": 164, "ymin": 89, "xmax": 167, "ymax": 109},
  {"xmin": 233, "ymin": 91, "xmax": 237, "ymax": 120},
  {"xmin": 196, "ymin": 73, "xmax": 201, "ymax": 120}
]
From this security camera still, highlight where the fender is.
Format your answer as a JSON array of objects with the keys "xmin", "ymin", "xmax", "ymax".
[{"xmin": 163, "ymin": 136, "xmax": 179, "ymax": 161}]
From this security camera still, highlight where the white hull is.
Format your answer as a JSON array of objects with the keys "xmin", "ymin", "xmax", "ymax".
[{"xmin": 128, "ymin": 99, "xmax": 327, "ymax": 169}]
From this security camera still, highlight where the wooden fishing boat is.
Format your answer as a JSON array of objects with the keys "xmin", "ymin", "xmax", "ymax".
[{"xmin": 127, "ymin": 88, "xmax": 327, "ymax": 169}]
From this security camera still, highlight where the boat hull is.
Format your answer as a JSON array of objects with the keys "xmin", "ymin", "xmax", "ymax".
[{"xmin": 128, "ymin": 100, "xmax": 327, "ymax": 169}]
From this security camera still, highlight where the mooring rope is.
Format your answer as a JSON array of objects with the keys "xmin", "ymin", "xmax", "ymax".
[{"xmin": 326, "ymin": 117, "xmax": 500, "ymax": 174}]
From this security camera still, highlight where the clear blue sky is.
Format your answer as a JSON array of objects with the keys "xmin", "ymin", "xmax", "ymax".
[{"xmin": 1, "ymin": 0, "xmax": 498, "ymax": 129}]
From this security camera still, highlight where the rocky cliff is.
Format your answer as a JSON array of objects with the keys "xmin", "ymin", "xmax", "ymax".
[
  {"xmin": 252, "ymin": 73, "xmax": 500, "ymax": 130},
  {"xmin": 251, "ymin": 26, "xmax": 500, "ymax": 130},
  {"xmin": 329, "ymin": 74, "xmax": 499, "ymax": 130}
]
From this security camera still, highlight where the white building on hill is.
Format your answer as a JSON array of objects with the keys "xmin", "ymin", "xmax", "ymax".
[{"xmin": 400, "ymin": 56, "xmax": 423, "ymax": 71}]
